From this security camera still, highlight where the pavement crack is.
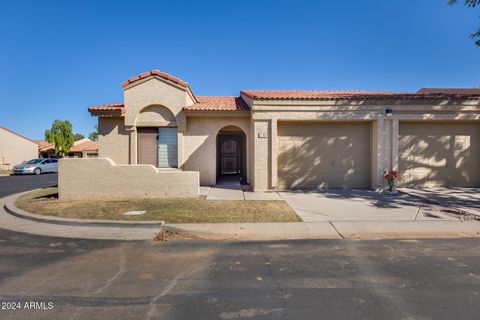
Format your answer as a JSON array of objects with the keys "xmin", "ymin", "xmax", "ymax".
[
  {"xmin": 329, "ymin": 221, "xmax": 345, "ymax": 239},
  {"xmin": 145, "ymin": 263, "xmax": 204, "ymax": 320},
  {"xmin": 93, "ymin": 247, "xmax": 127, "ymax": 295},
  {"xmin": 260, "ymin": 244, "xmax": 289, "ymax": 320},
  {"xmin": 413, "ymin": 205, "xmax": 422, "ymax": 221}
]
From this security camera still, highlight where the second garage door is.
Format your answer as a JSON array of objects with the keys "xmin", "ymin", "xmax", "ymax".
[
  {"xmin": 399, "ymin": 122, "xmax": 480, "ymax": 187},
  {"xmin": 278, "ymin": 122, "xmax": 371, "ymax": 189}
]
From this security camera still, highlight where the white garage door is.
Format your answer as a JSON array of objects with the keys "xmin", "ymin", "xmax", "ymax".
[
  {"xmin": 399, "ymin": 122, "xmax": 480, "ymax": 187},
  {"xmin": 278, "ymin": 122, "xmax": 371, "ymax": 189}
]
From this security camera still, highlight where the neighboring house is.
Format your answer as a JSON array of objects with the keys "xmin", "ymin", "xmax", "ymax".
[
  {"xmin": 35, "ymin": 138, "xmax": 98, "ymax": 158},
  {"xmin": 0, "ymin": 126, "xmax": 38, "ymax": 170},
  {"xmin": 34, "ymin": 140, "xmax": 55, "ymax": 158},
  {"xmin": 34, "ymin": 138, "xmax": 98, "ymax": 158},
  {"xmin": 83, "ymin": 69, "xmax": 480, "ymax": 194},
  {"xmin": 67, "ymin": 139, "xmax": 98, "ymax": 158}
]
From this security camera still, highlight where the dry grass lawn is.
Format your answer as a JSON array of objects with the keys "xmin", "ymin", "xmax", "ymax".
[{"xmin": 15, "ymin": 188, "xmax": 301, "ymax": 223}]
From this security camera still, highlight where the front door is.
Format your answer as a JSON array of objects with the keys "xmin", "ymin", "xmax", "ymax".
[
  {"xmin": 137, "ymin": 127, "xmax": 158, "ymax": 166},
  {"xmin": 219, "ymin": 136, "xmax": 241, "ymax": 175}
]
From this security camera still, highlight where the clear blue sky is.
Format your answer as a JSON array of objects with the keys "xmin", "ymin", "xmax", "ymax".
[{"xmin": 1, "ymin": 0, "xmax": 479, "ymax": 139}]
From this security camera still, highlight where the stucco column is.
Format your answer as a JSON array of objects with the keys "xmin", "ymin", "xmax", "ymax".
[
  {"xmin": 177, "ymin": 125, "xmax": 186, "ymax": 169},
  {"xmin": 253, "ymin": 120, "xmax": 270, "ymax": 191},
  {"xmin": 382, "ymin": 118, "xmax": 399, "ymax": 173},
  {"xmin": 270, "ymin": 118, "xmax": 278, "ymax": 189},
  {"xmin": 391, "ymin": 119, "xmax": 399, "ymax": 171},
  {"xmin": 371, "ymin": 119, "xmax": 384, "ymax": 190},
  {"xmin": 128, "ymin": 127, "xmax": 137, "ymax": 165}
]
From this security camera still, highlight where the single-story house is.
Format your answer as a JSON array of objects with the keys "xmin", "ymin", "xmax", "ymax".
[
  {"xmin": 34, "ymin": 140, "xmax": 55, "ymax": 158},
  {"xmin": 0, "ymin": 126, "xmax": 39, "ymax": 170},
  {"xmin": 36, "ymin": 138, "xmax": 98, "ymax": 158},
  {"xmin": 61, "ymin": 70, "xmax": 480, "ymax": 198},
  {"xmin": 66, "ymin": 139, "xmax": 98, "ymax": 158}
]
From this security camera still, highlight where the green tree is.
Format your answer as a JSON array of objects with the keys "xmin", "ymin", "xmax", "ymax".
[
  {"xmin": 88, "ymin": 124, "xmax": 98, "ymax": 141},
  {"xmin": 449, "ymin": 0, "xmax": 480, "ymax": 45},
  {"xmin": 74, "ymin": 133, "xmax": 85, "ymax": 141},
  {"xmin": 45, "ymin": 120, "xmax": 75, "ymax": 157}
]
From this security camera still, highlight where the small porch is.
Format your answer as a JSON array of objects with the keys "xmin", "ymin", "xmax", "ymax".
[{"xmin": 203, "ymin": 175, "xmax": 282, "ymax": 201}]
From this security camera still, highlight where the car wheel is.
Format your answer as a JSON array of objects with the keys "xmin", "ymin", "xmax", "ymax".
[{"xmin": 34, "ymin": 168, "xmax": 42, "ymax": 175}]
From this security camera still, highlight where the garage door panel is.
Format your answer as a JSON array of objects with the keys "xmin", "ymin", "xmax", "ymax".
[
  {"xmin": 278, "ymin": 122, "xmax": 371, "ymax": 189},
  {"xmin": 399, "ymin": 122, "xmax": 480, "ymax": 187}
]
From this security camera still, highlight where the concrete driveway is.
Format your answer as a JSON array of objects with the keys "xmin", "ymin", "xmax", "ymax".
[
  {"xmin": 401, "ymin": 188, "xmax": 480, "ymax": 217},
  {"xmin": 279, "ymin": 189, "xmax": 457, "ymax": 222}
]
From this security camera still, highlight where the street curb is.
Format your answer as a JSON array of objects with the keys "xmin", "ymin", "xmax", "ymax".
[
  {"xmin": 4, "ymin": 193, "xmax": 165, "ymax": 229},
  {"xmin": 164, "ymin": 222, "xmax": 342, "ymax": 240}
]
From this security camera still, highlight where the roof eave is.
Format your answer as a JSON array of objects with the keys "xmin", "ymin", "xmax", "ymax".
[
  {"xmin": 88, "ymin": 109, "xmax": 125, "ymax": 117},
  {"xmin": 184, "ymin": 109, "xmax": 250, "ymax": 117}
]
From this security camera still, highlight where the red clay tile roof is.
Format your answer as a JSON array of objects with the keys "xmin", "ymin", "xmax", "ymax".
[
  {"xmin": 185, "ymin": 96, "xmax": 249, "ymax": 111},
  {"xmin": 0, "ymin": 126, "xmax": 36, "ymax": 144},
  {"xmin": 33, "ymin": 140, "xmax": 54, "ymax": 151},
  {"xmin": 240, "ymin": 90, "xmax": 480, "ymax": 100},
  {"xmin": 417, "ymin": 88, "xmax": 480, "ymax": 95},
  {"xmin": 69, "ymin": 140, "xmax": 98, "ymax": 152},
  {"xmin": 121, "ymin": 69, "xmax": 190, "ymax": 88},
  {"xmin": 88, "ymin": 103, "xmax": 126, "ymax": 115}
]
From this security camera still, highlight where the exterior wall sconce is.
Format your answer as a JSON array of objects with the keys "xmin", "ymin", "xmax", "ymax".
[{"xmin": 385, "ymin": 108, "xmax": 393, "ymax": 117}]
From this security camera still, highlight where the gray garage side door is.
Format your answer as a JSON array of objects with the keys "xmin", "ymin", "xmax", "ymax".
[
  {"xmin": 399, "ymin": 122, "xmax": 480, "ymax": 187},
  {"xmin": 278, "ymin": 122, "xmax": 371, "ymax": 189}
]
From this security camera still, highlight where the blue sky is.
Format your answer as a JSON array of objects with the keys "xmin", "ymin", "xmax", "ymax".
[{"xmin": 0, "ymin": 0, "xmax": 479, "ymax": 139}]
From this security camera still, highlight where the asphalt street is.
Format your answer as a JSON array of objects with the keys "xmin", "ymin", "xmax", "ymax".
[
  {"xmin": 0, "ymin": 173, "xmax": 58, "ymax": 198},
  {"xmin": 0, "ymin": 229, "xmax": 478, "ymax": 320}
]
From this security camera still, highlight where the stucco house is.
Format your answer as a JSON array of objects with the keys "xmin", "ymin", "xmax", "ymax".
[
  {"xmin": 61, "ymin": 70, "xmax": 480, "ymax": 199},
  {"xmin": 66, "ymin": 139, "xmax": 98, "ymax": 158},
  {"xmin": 36, "ymin": 138, "xmax": 98, "ymax": 158},
  {"xmin": 34, "ymin": 140, "xmax": 55, "ymax": 158},
  {"xmin": 0, "ymin": 126, "xmax": 38, "ymax": 170}
]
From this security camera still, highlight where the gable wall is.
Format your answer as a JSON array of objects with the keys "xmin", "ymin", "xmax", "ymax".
[{"xmin": 0, "ymin": 128, "xmax": 38, "ymax": 170}]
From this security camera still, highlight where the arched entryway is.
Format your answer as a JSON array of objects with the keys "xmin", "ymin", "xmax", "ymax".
[{"xmin": 216, "ymin": 126, "xmax": 247, "ymax": 185}]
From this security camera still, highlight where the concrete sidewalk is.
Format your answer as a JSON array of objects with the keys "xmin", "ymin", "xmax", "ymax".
[{"xmin": 166, "ymin": 221, "xmax": 480, "ymax": 240}]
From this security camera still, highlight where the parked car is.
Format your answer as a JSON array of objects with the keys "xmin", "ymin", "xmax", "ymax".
[{"xmin": 12, "ymin": 158, "xmax": 58, "ymax": 175}]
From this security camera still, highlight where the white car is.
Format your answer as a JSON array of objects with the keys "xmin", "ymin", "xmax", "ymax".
[{"xmin": 12, "ymin": 158, "xmax": 58, "ymax": 175}]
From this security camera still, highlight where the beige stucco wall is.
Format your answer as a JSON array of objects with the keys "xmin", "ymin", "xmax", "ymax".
[
  {"xmin": 0, "ymin": 128, "xmax": 38, "ymax": 170},
  {"xmin": 98, "ymin": 117, "xmax": 130, "ymax": 164},
  {"xmin": 59, "ymin": 158, "xmax": 199, "ymax": 199},
  {"xmin": 124, "ymin": 77, "xmax": 189, "ymax": 128},
  {"xmin": 250, "ymin": 99, "xmax": 480, "ymax": 191},
  {"xmin": 121, "ymin": 78, "xmax": 194, "ymax": 166},
  {"xmin": 94, "ymin": 76, "xmax": 480, "ymax": 192},
  {"xmin": 183, "ymin": 116, "xmax": 250, "ymax": 186}
]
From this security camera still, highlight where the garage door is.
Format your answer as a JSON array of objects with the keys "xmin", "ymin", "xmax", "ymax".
[
  {"xmin": 399, "ymin": 122, "xmax": 480, "ymax": 187},
  {"xmin": 278, "ymin": 122, "xmax": 371, "ymax": 189}
]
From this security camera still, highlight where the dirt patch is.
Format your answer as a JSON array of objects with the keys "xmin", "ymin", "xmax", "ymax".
[
  {"xmin": 154, "ymin": 228, "xmax": 204, "ymax": 241},
  {"xmin": 425, "ymin": 203, "xmax": 480, "ymax": 222}
]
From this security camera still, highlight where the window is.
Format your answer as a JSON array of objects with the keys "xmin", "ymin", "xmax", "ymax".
[
  {"xmin": 157, "ymin": 128, "xmax": 178, "ymax": 168},
  {"xmin": 25, "ymin": 159, "xmax": 43, "ymax": 164}
]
